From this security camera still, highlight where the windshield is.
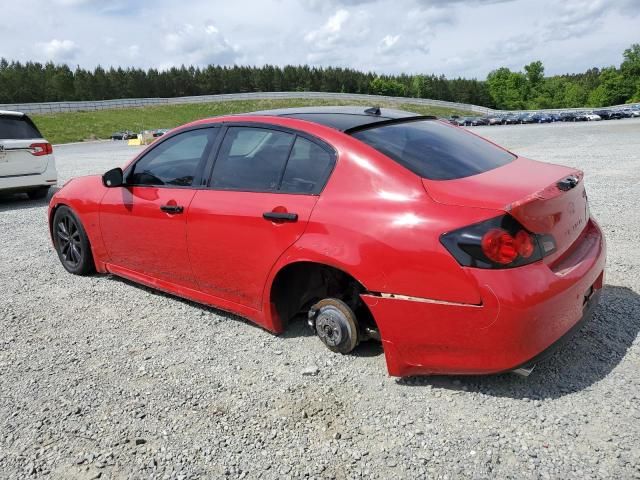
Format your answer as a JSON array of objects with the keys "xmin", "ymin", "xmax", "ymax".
[{"xmin": 351, "ymin": 120, "xmax": 516, "ymax": 180}]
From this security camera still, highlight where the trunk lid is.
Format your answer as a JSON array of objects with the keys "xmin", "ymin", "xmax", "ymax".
[
  {"xmin": 0, "ymin": 139, "xmax": 49, "ymax": 176},
  {"xmin": 422, "ymin": 157, "xmax": 589, "ymax": 260},
  {"xmin": 0, "ymin": 113, "xmax": 49, "ymax": 177}
]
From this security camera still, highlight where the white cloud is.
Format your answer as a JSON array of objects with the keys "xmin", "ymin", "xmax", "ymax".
[
  {"xmin": 1, "ymin": 0, "xmax": 638, "ymax": 77},
  {"xmin": 304, "ymin": 9, "xmax": 352, "ymax": 47},
  {"xmin": 163, "ymin": 23, "xmax": 238, "ymax": 67},
  {"xmin": 378, "ymin": 34, "xmax": 401, "ymax": 53},
  {"xmin": 38, "ymin": 39, "xmax": 80, "ymax": 62}
]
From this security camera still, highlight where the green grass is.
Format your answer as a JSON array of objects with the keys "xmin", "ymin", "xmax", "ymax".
[{"xmin": 32, "ymin": 98, "xmax": 474, "ymax": 144}]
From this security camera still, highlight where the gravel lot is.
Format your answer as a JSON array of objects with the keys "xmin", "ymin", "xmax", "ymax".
[{"xmin": 1, "ymin": 119, "xmax": 639, "ymax": 479}]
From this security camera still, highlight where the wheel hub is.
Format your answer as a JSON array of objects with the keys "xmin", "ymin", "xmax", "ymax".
[{"xmin": 316, "ymin": 310, "xmax": 345, "ymax": 348}]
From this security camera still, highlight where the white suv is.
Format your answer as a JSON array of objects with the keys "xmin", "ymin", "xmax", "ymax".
[{"xmin": 0, "ymin": 110, "xmax": 57, "ymax": 199}]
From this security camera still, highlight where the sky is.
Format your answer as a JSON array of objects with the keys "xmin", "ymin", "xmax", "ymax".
[{"xmin": 1, "ymin": 0, "xmax": 639, "ymax": 79}]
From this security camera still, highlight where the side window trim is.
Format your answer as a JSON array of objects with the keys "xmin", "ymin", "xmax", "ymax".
[
  {"xmin": 275, "ymin": 133, "xmax": 299, "ymax": 191},
  {"xmin": 124, "ymin": 126, "xmax": 218, "ymax": 189},
  {"xmin": 204, "ymin": 122, "xmax": 337, "ymax": 195}
]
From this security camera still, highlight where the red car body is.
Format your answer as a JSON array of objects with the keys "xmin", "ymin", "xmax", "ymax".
[{"xmin": 49, "ymin": 107, "xmax": 606, "ymax": 376}]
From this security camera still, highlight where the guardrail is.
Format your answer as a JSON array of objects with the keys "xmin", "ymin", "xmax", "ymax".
[
  {"xmin": 0, "ymin": 92, "xmax": 493, "ymax": 115},
  {"xmin": 0, "ymin": 92, "xmax": 637, "ymax": 116}
]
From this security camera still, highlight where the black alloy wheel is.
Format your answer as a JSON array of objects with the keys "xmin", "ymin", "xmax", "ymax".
[{"xmin": 52, "ymin": 206, "xmax": 95, "ymax": 275}]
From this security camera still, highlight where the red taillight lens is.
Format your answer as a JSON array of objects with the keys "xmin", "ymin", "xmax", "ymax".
[
  {"xmin": 440, "ymin": 214, "xmax": 554, "ymax": 269},
  {"xmin": 514, "ymin": 230, "xmax": 534, "ymax": 258},
  {"xmin": 481, "ymin": 228, "xmax": 518, "ymax": 264},
  {"xmin": 29, "ymin": 142, "xmax": 53, "ymax": 156}
]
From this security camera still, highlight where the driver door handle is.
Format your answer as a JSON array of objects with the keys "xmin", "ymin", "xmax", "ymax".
[{"xmin": 160, "ymin": 204, "xmax": 184, "ymax": 214}]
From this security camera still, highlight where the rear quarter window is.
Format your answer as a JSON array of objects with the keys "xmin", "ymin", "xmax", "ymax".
[
  {"xmin": 0, "ymin": 115, "xmax": 42, "ymax": 140},
  {"xmin": 351, "ymin": 120, "xmax": 515, "ymax": 180}
]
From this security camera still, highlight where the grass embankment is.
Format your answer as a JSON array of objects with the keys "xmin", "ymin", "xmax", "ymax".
[{"xmin": 32, "ymin": 98, "xmax": 474, "ymax": 144}]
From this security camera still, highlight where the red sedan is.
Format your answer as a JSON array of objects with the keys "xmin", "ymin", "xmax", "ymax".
[{"xmin": 49, "ymin": 107, "xmax": 606, "ymax": 377}]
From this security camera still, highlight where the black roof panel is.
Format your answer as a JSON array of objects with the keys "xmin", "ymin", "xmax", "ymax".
[{"xmin": 248, "ymin": 106, "xmax": 422, "ymax": 132}]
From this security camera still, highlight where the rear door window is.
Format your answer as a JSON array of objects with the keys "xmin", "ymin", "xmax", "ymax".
[
  {"xmin": 211, "ymin": 127, "xmax": 294, "ymax": 191},
  {"xmin": 351, "ymin": 120, "xmax": 515, "ymax": 180},
  {"xmin": 0, "ymin": 115, "xmax": 42, "ymax": 139},
  {"xmin": 280, "ymin": 137, "xmax": 334, "ymax": 194}
]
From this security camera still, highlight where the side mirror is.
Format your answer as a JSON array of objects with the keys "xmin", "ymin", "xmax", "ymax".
[{"xmin": 102, "ymin": 167, "xmax": 124, "ymax": 188}]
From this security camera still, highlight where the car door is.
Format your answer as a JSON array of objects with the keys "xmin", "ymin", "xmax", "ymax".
[
  {"xmin": 187, "ymin": 125, "xmax": 336, "ymax": 310},
  {"xmin": 100, "ymin": 127, "xmax": 218, "ymax": 288}
]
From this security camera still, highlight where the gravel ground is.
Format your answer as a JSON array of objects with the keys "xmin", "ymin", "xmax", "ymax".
[{"xmin": 1, "ymin": 119, "xmax": 639, "ymax": 479}]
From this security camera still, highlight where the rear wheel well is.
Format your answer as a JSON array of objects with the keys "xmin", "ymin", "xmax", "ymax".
[{"xmin": 270, "ymin": 262, "xmax": 377, "ymax": 334}]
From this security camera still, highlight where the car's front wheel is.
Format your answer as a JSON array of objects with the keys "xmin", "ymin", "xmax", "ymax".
[{"xmin": 52, "ymin": 206, "xmax": 95, "ymax": 275}]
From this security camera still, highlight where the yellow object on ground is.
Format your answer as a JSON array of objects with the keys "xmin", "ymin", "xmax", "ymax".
[{"xmin": 128, "ymin": 138, "xmax": 141, "ymax": 146}]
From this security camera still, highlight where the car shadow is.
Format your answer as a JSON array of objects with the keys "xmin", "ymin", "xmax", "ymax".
[
  {"xmin": 106, "ymin": 275, "xmax": 261, "ymax": 331},
  {"xmin": 105, "ymin": 275, "xmax": 385, "ymax": 357},
  {"xmin": 397, "ymin": 284, "xmax": 640, "ymax": 399},
  {"xmin": 0, "ymin": 187, "xmax": 59, "ymax": 213},
  {"xmin": 280, "ymin": 316, "xmax": 385, "ymax": 357}
]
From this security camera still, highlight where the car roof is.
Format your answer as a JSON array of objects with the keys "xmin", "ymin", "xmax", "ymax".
[
  {"xmin": 0, "ymin": 110, "xmax": 25, "ymax": 117},
  {"xmin": 248, "ymin": 106, "xmax": 426, "ymax": 132}
]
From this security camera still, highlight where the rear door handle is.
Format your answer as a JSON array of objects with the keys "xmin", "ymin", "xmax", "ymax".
[
  {"xmin": 160, "ymin": 204, "xmax": 184, "ymax": 214},
  {"xmin": 263, "ymin": 212, "xmax": 298, "ymax": 222}
]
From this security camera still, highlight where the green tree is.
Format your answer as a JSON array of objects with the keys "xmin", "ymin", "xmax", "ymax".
[
  {"xmin": 369, "ymin": 77, "xmax": 406, "ymax": 97},
  {"xmin": 486, "ymin": 67, "xmax": 528, "ymax": 109},
  {"xmin": 587, "ymin": 67, "xmax": 634, "ymax": 107}
]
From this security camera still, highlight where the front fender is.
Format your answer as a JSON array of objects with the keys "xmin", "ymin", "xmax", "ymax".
[{"xmin": 48, "ymin": 175, "xmax": 109, "ymax": 272}]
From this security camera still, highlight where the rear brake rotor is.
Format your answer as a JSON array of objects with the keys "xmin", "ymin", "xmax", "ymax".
[{"xmin": 309, "ymin": 298, "xmax": 359, "ymax": 354}]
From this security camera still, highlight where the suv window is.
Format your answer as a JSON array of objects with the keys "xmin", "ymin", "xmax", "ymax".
[
  {"xmin": 280, "ymin": 137, "xmax": 334, "ymax": 194},
  {"xmin": 129, "ymin": 128, "xmax": 215, "ymax": 187},
  {"xmin": 0, "ymin": 115, "xmax": 42, "ymax": 139},
  {"xmin": 211, "ymin": 127, "xmax": 294, "ymax": 191},
  {"xmin": 352, "ymin": 120, "xmax": 515, "ymax": 180}
]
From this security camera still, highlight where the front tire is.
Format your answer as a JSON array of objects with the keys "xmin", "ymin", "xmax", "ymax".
[{"xmin": 52, "ymin": 206, "xmax": 95, "ymax": 275}]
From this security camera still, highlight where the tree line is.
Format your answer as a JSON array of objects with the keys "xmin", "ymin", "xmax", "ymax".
[{"xmin": 0, "ymin": 43, "xmax": 638, "ymax": 109}]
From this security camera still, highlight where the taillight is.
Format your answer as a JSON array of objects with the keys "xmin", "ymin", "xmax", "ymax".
[
  {"xmin": 440, "ymin": 215, "xmax": 556, "ymax": 269},
  {"xmin": 29, "ymin": 142, "xmax": 53, "ymax": 156}
]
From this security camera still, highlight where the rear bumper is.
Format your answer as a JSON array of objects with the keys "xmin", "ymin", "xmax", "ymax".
[
  {"xmin": 363, "ymin": 219, "xmax": 606, "ymax": 377},
  {"xmin": 0, "ymin": 158, "xmax": 57, "ymax": 192}
]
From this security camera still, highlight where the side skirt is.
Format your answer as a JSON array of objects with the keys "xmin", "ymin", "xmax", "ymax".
[{"xmin": 104, "ymin": 263, "xmax": 272, "ymax": 332}]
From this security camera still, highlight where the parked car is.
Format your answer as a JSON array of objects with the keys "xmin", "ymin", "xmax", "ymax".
[
  {"xmin": 502, "ymin": 114, "xmax": 520, "ymax": 125},
  {"xmin": 516, "ymin": 113, "xmax": 535, "ymax": 124},
  {"xmin": 585, "ymin": 112, "xmax": 602, "ymax": 121},
  {"xmin": 593, "ymin": 110, "xmax": 621, "ymax": 120},
  {"xmin": 470, "ymin": 116, "xmax": 490, "ymax": 126},
  {"xmin": 548, "ymin": 113, "xmax": 562, "ymax": 122},
  {"xmin": 111, "ymin": 130, "xmax": 137, "ymax": 140},
  {"xmin": 0, "ymin": 110, "xmax": 57, "ymax": 199},
  {"xmin": 531, "ymin": 113, "xmax": 553, "ymax": 123},
  {"xmin": 573, "ymin": 112, "xmax": 590, "ymax": 121},
  {"xmin": 559, "ymin": 112, "xmax": 577, "ymax": 122},
  {"xmin": 153, "ymin": 128, "xmax": 171, "ymax": 137},
  {"xmin": 615, "ymin": 109, "xmax": 634, "ymax": 118},
  {"xmin": 487, "ymin": 115, "xmax": 503, "ymax": 125},
  {"xmin": 48, "ymin": 106, "xmax": 606, "ymax": 377}
]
